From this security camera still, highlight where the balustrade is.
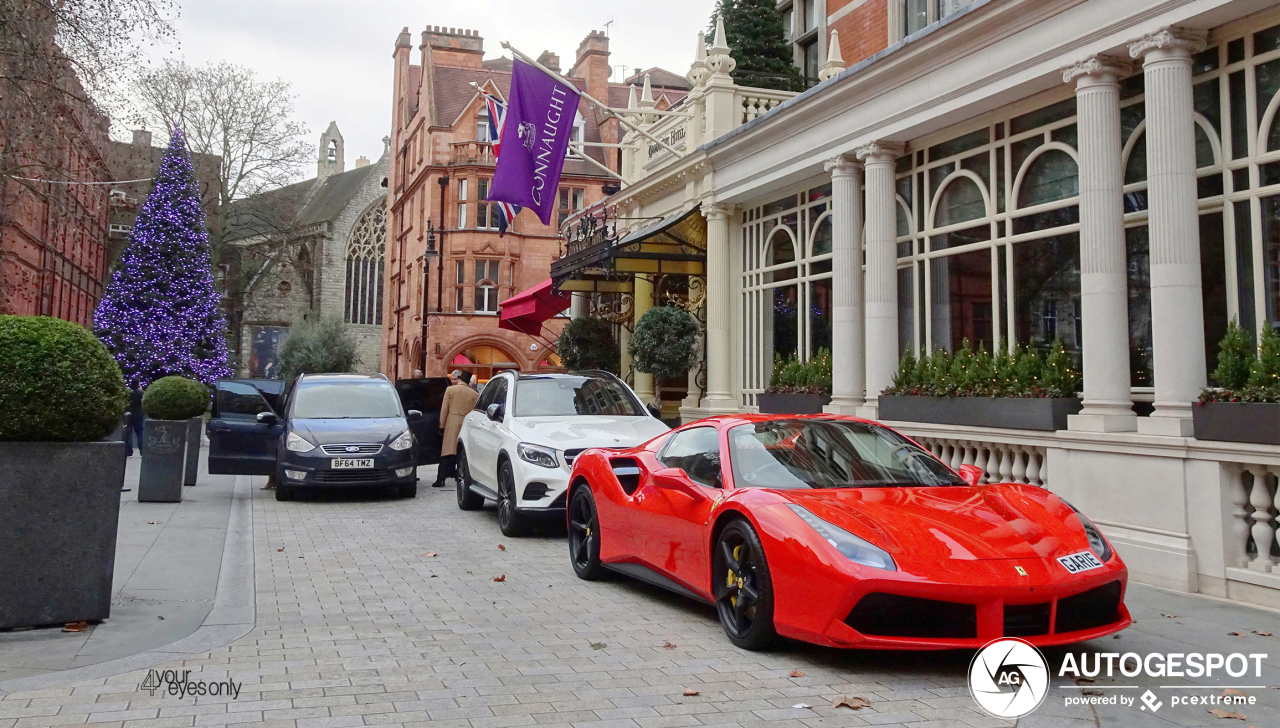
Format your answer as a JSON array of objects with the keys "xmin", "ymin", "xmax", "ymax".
[
  {"xmin": 913, "ymin": 436, "xmax": 1050, "ymax": 488},
  {"xmin": 449, "ymin": 141, "xmax": 494, "ymax": 165},
  {"xmin": 736, "ymin": 90, "xmax": 791, "ymax": 124},
  {"xmin": 1230, "ymin": 464, "xmax": 1280, "ymax": 571}
]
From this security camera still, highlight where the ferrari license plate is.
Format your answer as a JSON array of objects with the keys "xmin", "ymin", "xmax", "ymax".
[
  {"xmin": 1057, "ymin": 550, "xmax": 1105, "ymax": 574},
  {"xmin": 331, "ymin": 458, "xmax": 374, "ymax": 469}
]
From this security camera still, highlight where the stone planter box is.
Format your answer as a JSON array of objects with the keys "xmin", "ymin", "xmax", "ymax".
[
  {"xmin": 757, "ymin": 392, "xmax": 832, "ymax": 414},
  {"xmin": 878, "ymin": 395, "xmax": 1082, "ymax": 431},
  {"xmin": 0, "ymin": 440, "xmax": 126, "ymax": 628},
  {"xmin": 1193, "ymin": 401, "xmax": 1280, "ymax": 446},
  {"xmin": 139, "ymin": 419, "xmax": 187, "ymax": 502},
  {"xmin": 183, "ymin": 417, "xmax": 202, "ymax": 486}
]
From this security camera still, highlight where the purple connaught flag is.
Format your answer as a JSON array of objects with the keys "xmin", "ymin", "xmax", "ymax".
[{"xmin": 488, "ymin": 58, "xmax": 581, "ymax": 226}]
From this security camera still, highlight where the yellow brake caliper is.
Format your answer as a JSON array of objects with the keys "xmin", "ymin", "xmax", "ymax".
[{"xmin": 727, "ymin": 545, "xmax": 743, "ymax": 606}]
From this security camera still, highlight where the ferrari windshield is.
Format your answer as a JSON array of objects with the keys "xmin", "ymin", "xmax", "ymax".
[
  {"xmin": 513, "ymin": 375, "xmax": 644, "ymax": 417},
  {"xmin": 728, "ymin": 420, "xmax": 964, "ymax": 489}
]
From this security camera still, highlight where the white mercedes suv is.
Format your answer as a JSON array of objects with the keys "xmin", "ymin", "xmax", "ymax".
[{"xmin": 454, "ymin": 370, "xmax": 670, "ymax": 536}]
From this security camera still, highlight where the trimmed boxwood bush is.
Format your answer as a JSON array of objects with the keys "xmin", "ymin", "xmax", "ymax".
[
  {"xmin": 557, "ymin": 317, "xmax": 620, "ymax": 374},
  {"xmin": 143, "ymin": 376, "xmax": 209, "ymax": 420},
  {"xmin": 0, "ymin": 315, "xmax": 127, "ymax": 441},
  {"xmin": 629, "ymin": 305, "xmax": 700, "ymax": 380}
]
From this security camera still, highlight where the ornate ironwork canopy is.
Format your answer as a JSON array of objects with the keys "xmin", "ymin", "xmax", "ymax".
[{"xmin": 551, "ymin": 204, "xmax": 707, "ymax": 293}]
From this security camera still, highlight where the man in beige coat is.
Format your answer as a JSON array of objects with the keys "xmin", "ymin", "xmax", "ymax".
[{"xmin": 433, "ymin": 370, "xmax": 479, "ymax": 487}]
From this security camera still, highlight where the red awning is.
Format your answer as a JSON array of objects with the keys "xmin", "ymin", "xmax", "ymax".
[{"xmin": 498, "ymin": 278, "xmax": 570, "ymax": 337}]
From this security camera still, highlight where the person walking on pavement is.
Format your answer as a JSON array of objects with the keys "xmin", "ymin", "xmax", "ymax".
[
  {"xmin": 433, "ymin": 369, "xmax": 478, "ymax": 487},
  {"xmin": 123, "ymin": 381, "xmax": 145, "ymax": 457}
]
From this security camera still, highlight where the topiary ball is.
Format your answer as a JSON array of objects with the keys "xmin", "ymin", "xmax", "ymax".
[
  {"xmin": 142, "ymin": 376, "xmax": 209, "ymax": 420},
  {"xmin": 0, "ymin": 315, "xmax": 127, "ymax": 441},
  {"xmin": 629, "ymin": 305, "xmax": 701, "ymax": 380}
]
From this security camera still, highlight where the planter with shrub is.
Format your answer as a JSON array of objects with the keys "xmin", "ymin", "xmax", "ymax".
[
  {"xmin": 1194, "ymin": 321, "xmax": 1280, "ymax": 445},
  {"xmin": 0, "ymin": 315, "xmax": 128, "ymax": 629},
  {"xmin": 878, "ymin": 338, "xmax": 1082, "ymax": 431},
  {"xmin": 140, "ymin": 376, "xmax": 208, "ymax": 502},
  {"xmin": 758, "ymin": 349, "xmax": 832, "ymax": 414},
  {"xmin": 628, "ymin": 305, "xmax": 700, "ymax": 391},
  {"xmin": 557, "ymin": 317, "xmax": 620, "ymax": 374}
]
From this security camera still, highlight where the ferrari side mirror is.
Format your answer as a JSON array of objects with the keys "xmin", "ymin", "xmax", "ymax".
[{"xmin": 957, "ymin": 464, "xmax": 983, "ymax": 487}]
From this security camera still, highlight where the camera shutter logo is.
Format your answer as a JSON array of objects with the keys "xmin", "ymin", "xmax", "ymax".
[{"xmin": 969, "ymin": 638, "xmax": 1050, "ymax": 718}]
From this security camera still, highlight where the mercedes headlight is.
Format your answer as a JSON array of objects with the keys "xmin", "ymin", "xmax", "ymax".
[
  {"xmin": 389, "ymin": 429, "xmax": 414, "ymax": 451},
  {"xmin": 517, "ymin": 442, "xmax": 559, "ymax": 469},
  {"xmin": 787, "ymin": 505, "xmax": 896, "ymax": 571},
  {"xmin": 285, "ymin": 431, "xmax": 315, "ymax": 453}
]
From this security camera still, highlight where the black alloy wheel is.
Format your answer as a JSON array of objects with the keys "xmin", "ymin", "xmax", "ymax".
[
  {"xmin": 712, "ymin": 520, "xmax": 777, "ymax": 650},
  {"xmin": 456, "ymin": 449, "xmax": 483, "ymax": 511},
  {"xmin": 568, "ymin": 486, "xmax": 607, "ymax": 580},
  {"xmin": 497, "ymin": 459, "xmax": 528, "ymax": 536}
]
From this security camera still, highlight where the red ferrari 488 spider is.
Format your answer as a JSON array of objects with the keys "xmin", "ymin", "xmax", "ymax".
[{"xmin": 565, "ymin": 414, "xmax": 1130, "ymax": 650}]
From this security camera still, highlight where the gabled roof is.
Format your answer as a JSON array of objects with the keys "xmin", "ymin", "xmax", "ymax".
[
  {"xmin": 622, "ymin": 67, "xmax": 690, "ymax": 91},
  {"xmin": 225, "ymin": 162, "xmax": 381, "ymax": 243}
]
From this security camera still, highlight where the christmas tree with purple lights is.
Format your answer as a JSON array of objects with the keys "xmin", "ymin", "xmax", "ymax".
[{"xmin": 94, "ymin": 127, "xmax": 233, "ymax": 387}]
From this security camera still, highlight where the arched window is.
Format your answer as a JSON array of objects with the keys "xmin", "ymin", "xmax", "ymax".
[
  {"xmin": 934, "ymin": 175, "xmax": 986, "ymax": 227},
  {"xmin": 344, "ymin": 199, "xmax": 386, "ymax": 325},
  {"xmin": 1017, "ymin": 149, "xmax": 1078, "ymax": 208}
]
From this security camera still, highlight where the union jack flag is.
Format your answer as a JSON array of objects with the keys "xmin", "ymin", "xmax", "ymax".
[{"xmin": 482, "ymin": 89, "xmax": 521, "ymax": 236}]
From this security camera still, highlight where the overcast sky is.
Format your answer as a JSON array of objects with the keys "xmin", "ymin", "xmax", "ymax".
[{"xmin": 146, "ymin": 0, "xmax": 715, "ymax": 173}]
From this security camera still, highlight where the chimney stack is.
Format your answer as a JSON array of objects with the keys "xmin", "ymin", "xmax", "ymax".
[
  {"xmin": 536, "ymin": 50, "xmax": 561, "ymax": 74},
  {"xmin": 570, "ymin": 30, "xmax": 610, "ymax": 104},
  {"xmin": 355, "ymin": 156, "xmax": 371, "ymax": 168},
  {"xmin": 422, "ymin": 26, "xmax": 484, "ymax": 69}
]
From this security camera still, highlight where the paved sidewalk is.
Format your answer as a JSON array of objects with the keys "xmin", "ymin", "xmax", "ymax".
[
  {"xmin": 0, "ymin": 453, "xmax": 238, "ymax": 683},
  {"xmin": 0, "ymin": 467, "xmax": 1276, "ymax": 728}
]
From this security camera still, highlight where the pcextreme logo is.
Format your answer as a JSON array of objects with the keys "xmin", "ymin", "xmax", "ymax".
[{"xmin": 969, "ymin": 639, "xmax": 1050, "ymax": 718}]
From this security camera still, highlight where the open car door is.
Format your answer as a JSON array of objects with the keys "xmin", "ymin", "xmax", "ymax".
[
  {"xmin": 396, "ymin": 377, "xmax": 449, "ymax": 466},
  {"xmin": 207, "ymin": 379, "xmax": 283, "ymax": 475}
]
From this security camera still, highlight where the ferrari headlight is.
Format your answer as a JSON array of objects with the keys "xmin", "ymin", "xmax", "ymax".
[
  {"xmin": 389, "ymin": 429, "xmax": 414, "ymax": 451},
  {"xmin": 787, "ymin": 505, "xmax": 896, "ymax": 571},
  {"xmin": 1062, "ymin": 499, "xmax": 1113, "ymax": 562},
  {"xmin": 285, "ymin": 431, "xmax": 315, "ymax": 453},
  {"xmin": 517, "ymin": 442, "xmax": 559, "ymax": 469}
]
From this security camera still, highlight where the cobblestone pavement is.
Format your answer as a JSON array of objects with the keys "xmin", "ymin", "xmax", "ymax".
[{"xmin": 1, "ymin": 473, "xmax": 1277, "ymax": 728}]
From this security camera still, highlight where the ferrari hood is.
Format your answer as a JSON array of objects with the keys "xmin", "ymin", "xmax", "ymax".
[
  {"xmin": 511, "ymin": 415, "xmax": 669, "ymax": 450},
  {"xmin": 781, "ymin": 485, "xmax": 1090, "ymax": 563}
]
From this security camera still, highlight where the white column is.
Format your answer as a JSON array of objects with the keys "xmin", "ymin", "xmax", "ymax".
[
  {"xmin": 702, "ymin": 202, "xmax": 738, "ymax": 412},
  {"xmin": 857, "ymin": 141, "xmax": 905, "ymax": 419},
  {"xmin": 570, "ymin": 292, "xmax": 587, "ymax": 319},
  {"xmin": 1065, "ymin": 56, "xmax": 1138, "ymax": 433},
  {"xmin": 632, "ymin": 275, "xmax": 655, "ymax": 404},
  {"xmin": 824, "ymin": 154, "xmax": 865, "ymax": 414},
  {"xmin": 1130, "ymin": 28, "xmax": 1208, "ymax": 437}
]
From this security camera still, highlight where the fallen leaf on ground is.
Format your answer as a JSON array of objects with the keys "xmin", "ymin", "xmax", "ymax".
[
  {"xmin": 1228, "ymin": 631, "xmax": 1246, "ymax": 636},
  {"xmin": 148, "ymin": 521, "xmax": 160, "ymax": 525},
  {"xmin": 157, "ymin": 616, "xmax": 164, "ymax": 620},
  {"xmin": 425, "ymin": 552, "xmax": 437, "ymax": 557},
  {"xmin": 789, "ymin": 670, "xmax": 805, "ymax": 678},
  {"xmin": 276, "ymin": 548, "xmax": 284, "ymax": 552},
  {"xmin": 430, "ymin": 574, "xmax": 437, "ymax": 578},
  {"xmin": 1082, "ymin": 690, "xmax": 1103, "ymax": 696},
  {"xmin": 493, "ymin": 574, "xmax": 505, "ymax": 582},
  {"xmin": 1253, "ymin": 631, "xmax": 1272, "ymax": 636},
  {"xmin": 1112, "ymin": 634, "xmax": 1120, "ymax": 639},
  {"xmin": 831, "ymin": 696, "xmax": 871, "ymax": 710},
  {"xmin": 590, "ymin": 642, "xmax": 606, "ymax": 650},
  {"xmin": 791, "ymin": 703, "xmax": 812, "ymax": 709},
  {"xmin": 1209, "ymin": 708, "xmax": 1246, "ymax": 720},
  {"xmin": 662, "ymin": 641, "xmax": 676, "ymax": 649},
  {"xmin": 1072, "ymin": 676, "xmax": 1095, "ymax": 684},
  {"xmin": 498, "ymin": 544, "xmax": 506, "ymax": 551},
  {"xmin": 1222, "ymin": 688, "xmax": 1246, "ymax": 697},
  {"xmin": 683, "ymin": 688, "xmax": 699, "ymax": 696},
  {"xmin": 62, "ymin": 622, "xmax": 88, "ymax": 632},
  {"xmin": 1161, "ymin": 613, "xmax": 1177, "ymax": 618}
]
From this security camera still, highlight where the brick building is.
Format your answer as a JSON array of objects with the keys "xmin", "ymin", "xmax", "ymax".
[
  {"xmin": 383, "ymin": 25, "xmax": 686, "ymax": 381},
  {"xmin": 0, "ymin": 72, "xmax": 110, "ymax": 327}
]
